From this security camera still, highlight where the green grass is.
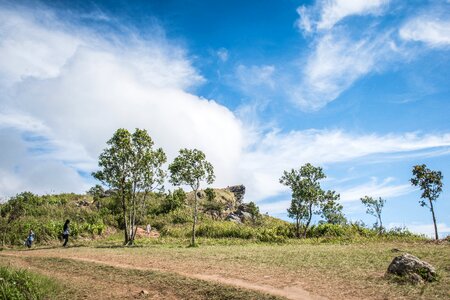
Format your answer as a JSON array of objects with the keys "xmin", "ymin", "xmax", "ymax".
[
  {"xmin": 0, "ymin": 265, "xmax": 62, "ymax": 300},
  {"xmin": 2, "ymin": 239, "xmax": 449, "ymax": 299}
]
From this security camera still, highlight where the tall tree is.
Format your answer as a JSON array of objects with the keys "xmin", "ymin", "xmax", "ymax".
[
  {"xmin": 93, "ymin": 128, "xmax": 166, "ymax": 245},
  {"xmin": 410, "ymin": 164, "xmax": 443, "ymax": 240},
  {"xmin": 360, "ymin": 196, "xmax": 385, "ymax": 234},
  {"xmin": 169, "ymin": 148, "xmax": 215, "ymax": 246},
  {"xmin": 280, "ymin": 163, "xmax": 331, "ymax": 238}
]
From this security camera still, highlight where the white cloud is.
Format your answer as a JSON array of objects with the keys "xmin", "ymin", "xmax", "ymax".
[
  {"xmin": 388, "ymin": 222, "xmax": 450, "ymax": 238},
  {"xmin": 292, "ymin": 1, "xmax": 398, "ymax": 110},
  {"xmin": 259, "ymin": 200, "xmax": 291, "ymax": 215},
  {"xmin": 339, "ymin": 177, "xmax": 413, "ymax": 203},
  {"xmin": 0, "ymin": 6, "xmax": 243, "ymax": 197},
  {"xmin": 297, "ymin": 0, "xmax": 389, "ymax": 33},
  {"xmin": 293, "ymin": 31, "xmax": 393, "ymax": 110},
  {"xmin": 239, "ymin": 129, "xmax": 450, "ymax": 201},
  {"xmin": 1, "ymin": 4, "xmax": 450, "ymax": 214},
  {"xmin": 400, "ymin": 17, "xmax": 450, "ymax": 47}
]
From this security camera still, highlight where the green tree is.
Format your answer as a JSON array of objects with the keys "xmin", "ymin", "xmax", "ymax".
[
  {"xmin": 160, "ymin": 188, "xmax": 186, "ymax": 214},
  {"xmin": 169, "ymin": 149, "xmax": 215, "ymax": 246},
  {"xmin": 93, "ymin": 128, "xmax": 166, "ymax": 245},
  {"xmin": 202, "ymin": 188, "xmax": 224, "ymax": 220},
  {"xmin": 87, "ymin": 184, "xmax": 105, "ymax": 209},
  {"xmin": 246, "ymin": 201, "xmax": 261, "ymax": 224},
  {"xmin": 280, "ymin": 163, "xmax": 331, "ymax": 238},
  {"xmin": 411, "ymin": 164, "xmax": 443, "ymax": 240},
  {"xmin": 321, "ymin": 191, "xmax": 346, "ymax": 225},
  {"xmin": 360, "ymin": 196, "xmax": 385, "ymax": 234}
]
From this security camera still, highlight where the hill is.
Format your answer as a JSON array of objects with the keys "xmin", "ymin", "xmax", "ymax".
[{"xmin": 0, "ymin": 185, "xmax": 426, "ymax": 247}]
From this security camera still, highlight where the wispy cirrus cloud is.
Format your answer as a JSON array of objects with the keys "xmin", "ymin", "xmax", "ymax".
[
  {"xmin": 292, "ymin": 30, "xmax": 395, "ymax": 111},
  {"xmin": 339, "ymin": 177, "xmax": 412, "ymax": 203},
  {"xmin": 297, "ymin": 0, "xmax": 390, "ymax": 33},
  {"xmin": 239, "ymin": 129, "xmax": 450, "ymax": 201},
  {"xmin": 292, "ymin": 0, "xmax": 397, "ymax": 111},
  {"xmin": 400, "ymin": 16, "xmax": 450, "ymax": 47}
]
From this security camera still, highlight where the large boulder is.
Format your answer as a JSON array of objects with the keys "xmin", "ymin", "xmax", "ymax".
[
  {"xmin": 387, "ymin": 253, "xmax": 437, "ymax": 283},
  {"xmin": 226, "ymin": 185, "xmax": 246, "ymax": 203}
]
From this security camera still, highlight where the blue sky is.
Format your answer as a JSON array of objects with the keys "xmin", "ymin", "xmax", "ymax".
[{"xmin": 0, "ymin": 0, "xmax": 449, "ymax": 237}]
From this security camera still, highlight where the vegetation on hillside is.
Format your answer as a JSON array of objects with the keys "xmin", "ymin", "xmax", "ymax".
[{"xmin": 0, "ymin": 128, "xmax": 442, "ymax": 247}]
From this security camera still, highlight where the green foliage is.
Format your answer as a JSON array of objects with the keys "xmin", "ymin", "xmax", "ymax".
[
  {"xmin": 93, "ymin": 128, "xmax": 167, "ymax": 245},
  {"xmin": 411, "ymin": 164, "xmax": 443, "ymax": 205},
  {"xmin": 360, "ymin": 196, "xmax": 385, "ymax": 233},
  {"xmin": 87, "ymin": 184, "xmax": 105, "ymax": 209},
  {"xmin": 158, "ymin": 189, "xmax": 186, "ymax": 215},
  {"xmin": 0, "ymin": 266, "xmax": 61, "ymax": 299},
  {"xmin": 280, "ymin": 163, "xmax": 341, "ymax": 238},
  {"xmin": 410, "ymin": 164, "xmax": 443, "ymax": 240},
  {"xmin": 202, "ymin": 188, "xmax": 225, "ymax": 219},
  {"xmin": 320, "ymin": 191, "xmax": 346, "ymax": 225},
  {"xmin": 169, "ymin": 148, "xmax": 215, "ymax": 246},
  {"xmin": 159, "ymin": 215, "xmax": 293, "ymax": 243},
  {"xmin": 246, "ymin": 201, "xmax": 261, "ymax": 223},
  {"xmin": 169, "ymin": 149, "xmax": 215, "ymax": 190}
]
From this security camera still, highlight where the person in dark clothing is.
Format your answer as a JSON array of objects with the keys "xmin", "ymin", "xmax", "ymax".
[{"xmin": 62, "ymin": 219, "xmax": 70, "ymax": 247}]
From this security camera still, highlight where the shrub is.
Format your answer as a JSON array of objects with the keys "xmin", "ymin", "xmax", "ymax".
[{"xmin": 0, "ymin": 266, "xmax": 60, "ymax": 299}]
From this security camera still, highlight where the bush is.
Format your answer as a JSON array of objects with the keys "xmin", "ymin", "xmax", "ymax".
[{"xmin": 0, "ymin": 266, "xmax": 60, "ymax": 299}]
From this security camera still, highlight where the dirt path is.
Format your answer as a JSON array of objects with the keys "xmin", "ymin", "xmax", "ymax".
[{"xmin": 1, "ymin": 250, "xmax": 324, "ymax": 300}]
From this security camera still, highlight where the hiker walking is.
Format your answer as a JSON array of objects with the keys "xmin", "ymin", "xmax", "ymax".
[
  {"xmin": 62, "ymin": 219, "xmax": 70, "ymax": 247},
  {"xmin": 25, "ymin": 229, "xmax": 35, "ymax": 248}
]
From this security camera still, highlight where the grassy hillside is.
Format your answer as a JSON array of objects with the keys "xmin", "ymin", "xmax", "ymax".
[{"xmin": 0, "ymin": 188, "xmax": 426, "ymax": 247}]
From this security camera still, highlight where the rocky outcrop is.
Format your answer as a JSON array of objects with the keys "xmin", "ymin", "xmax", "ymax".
[
  {"xmin": 226, "ymin": 185, "xmax": 245, "ymax": 203},
  {"xmin": 225, "ymin": 213, "xmax": 242, "ymax": 223},
  {"xmin": 76, "ymin": 199, "xmax": 90, "ymax": 207},
  {"xmin": 387, "ymin": 253, "xmax": 437, "ymax": 283},
  {"xmin": 225, "ymin": 202, "xmax": 254, "ymax": 223}
]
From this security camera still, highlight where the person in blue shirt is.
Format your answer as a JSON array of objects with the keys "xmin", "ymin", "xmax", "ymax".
[{"xmin": 25, "ymin": 230, "xmax": 35, "ymax": 248}]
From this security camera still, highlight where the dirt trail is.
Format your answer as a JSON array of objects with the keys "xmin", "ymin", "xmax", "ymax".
[{"xmin": 1, "ymin": 250, "xmax": 325, "ymax": 300}]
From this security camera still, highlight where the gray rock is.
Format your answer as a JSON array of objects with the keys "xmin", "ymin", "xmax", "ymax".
[
  {"xmin": 240, "ymin": 211, "xmax": 252, "ymax": 221},
  {"xmin": 226, "ymin": 185, "xmax": 246, "ymax": 203},
  {"xmin": 387, "ymin": 253, "xmax": 437, "ymax": 282},
  {"xmin": 225, "ymin": 213, "xmax": 242, "ymax": 224},
  {"xmin": 76, "ymin": 199, "xmax": 90, "ymax": 207}
]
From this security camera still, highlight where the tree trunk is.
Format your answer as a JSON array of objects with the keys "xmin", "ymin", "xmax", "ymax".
[
  {"xmin": 296, "ymin": 216, "xmax": 300, "ymax": 238},
  {"xmin": 429, "ymin": 199, "xmax": 439, "ymax": 240},
  {"xmin": 121, "ymin": 186, "xmax": 129, "ymax": 245},
  {"xmin": 129, "ymin": 184, "xmax": 137, "ymax": 245},
  {"xmin": 377, "ymin": 213, "xmax": 383, "ymax": 235},
  {"xmin": 191, "ymin": 188, "xmax": 198, "ymax": 246},
  {"xmin": 302, "ymin": 204, "xmax": 313, "ymax": 238}
]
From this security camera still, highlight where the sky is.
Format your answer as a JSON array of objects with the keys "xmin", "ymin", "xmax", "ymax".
[{"xmin": 0, "ymin": 0, "xmax": 449, "ymax": 237}]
